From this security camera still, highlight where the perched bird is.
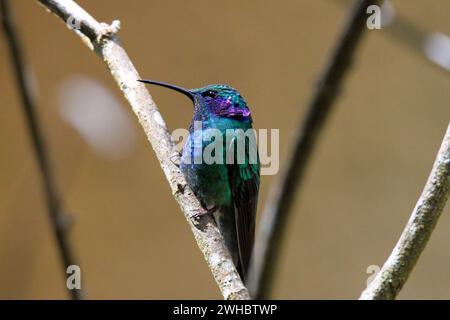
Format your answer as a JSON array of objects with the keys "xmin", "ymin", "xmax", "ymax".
[{"xmin": 139, "ymin": 79, "xmax": 260, "ymax": 282}]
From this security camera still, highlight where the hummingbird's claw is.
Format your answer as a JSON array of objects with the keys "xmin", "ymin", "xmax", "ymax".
[
  {"xmin": 191, "ymin": 205, "xmax": 218, "ymax": 221},
  {"xmin": 170, "ymin": 152, "xmax": 181, "ymax": 167}
]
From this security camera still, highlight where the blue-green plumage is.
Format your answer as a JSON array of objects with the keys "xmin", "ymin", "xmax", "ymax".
[{"xmin": 139, "ymin": 80, "xmax": 260, "ymax": 282}]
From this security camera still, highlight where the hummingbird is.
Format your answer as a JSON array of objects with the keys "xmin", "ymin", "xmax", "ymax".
[{"xmin": 138, "ymin": 79, "xmax": 260, "ymax": 283}]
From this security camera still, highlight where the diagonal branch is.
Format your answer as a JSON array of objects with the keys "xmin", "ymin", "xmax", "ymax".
[
  {"xmin": 35, "ymin": 0, "xmax": 249, "ymax": 300},
  {"xmin": 0, "ymin": 0, "xmax": 81, "ymax": 300},
  {"xmin": 248, "ymin": 0, "xmax": 381, "ymax": 299},
  {"xmin": 360, "ymin": 123, "xmax": 450, "ymax": 300}
]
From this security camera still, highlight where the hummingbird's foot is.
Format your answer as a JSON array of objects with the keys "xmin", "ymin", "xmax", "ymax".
[
  {"xmin": 191, "ymin": 205, "xmax": 218, "ymax": 221},
  {"xmin": 170, "ymin": 151, "xmax": 182, "ymax": 167}
]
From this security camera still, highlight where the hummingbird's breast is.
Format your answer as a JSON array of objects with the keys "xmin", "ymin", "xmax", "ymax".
[
  {"xmin": 180, "ymin": 132, "xmax": 232, "ymax": 208},
  {"xmin": 180, "ymin": 116, "xmax": 250, "ymax": 207}
]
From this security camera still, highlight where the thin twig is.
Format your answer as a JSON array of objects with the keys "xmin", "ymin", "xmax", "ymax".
[
  {"xmin": 0, "ymin": 0, "xmax": 81, "ymax": 300},
  {"xmin": 35, "ymin": 0, "xmax": 249, "ymax": 300},
  {"xmin": 248, "ymin": 0, "xmax": 381, "ymax": 298},
  {"xmin": 335, "ymin": 0, "xmax": 450, "ymax": 77},
  {"xmin": 360, "ymin": 123, "xmax": 450, "ymax": 300}
]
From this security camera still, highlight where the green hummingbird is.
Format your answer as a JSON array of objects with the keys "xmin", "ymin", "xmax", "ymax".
[{"xmin": 139, "ymin": 79, "xmax": 260, "ymax": 282}]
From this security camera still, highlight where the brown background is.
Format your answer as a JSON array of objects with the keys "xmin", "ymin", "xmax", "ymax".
[{"xmin": 0, "ymin": 0, "xmax": 449, "ymax": 299}]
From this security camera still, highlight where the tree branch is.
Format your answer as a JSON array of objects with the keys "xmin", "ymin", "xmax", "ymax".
[
  {"xmin": 248, "ymin": 0, "xmax": 381, "ymax": 299},
  {"xmin": 360, "ymin": 123, "xmax": 450, "ymax": 300},
  {"xmin": 0, "ymin": 0, "xmax": 82, "ymax": 300},
  {"xmin": 35, "ymin": 0, "xmax": 249, "ymax": 300}
]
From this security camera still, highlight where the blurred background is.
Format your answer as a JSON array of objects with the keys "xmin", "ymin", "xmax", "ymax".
[{"xmin": 0, "ymin": 0, "xmax": 449, "ymax": 299}]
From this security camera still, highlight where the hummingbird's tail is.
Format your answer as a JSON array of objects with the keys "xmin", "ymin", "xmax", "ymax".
[
  {"xmin": 212, "ymin": 208, "xmax": 246, "ymax": 280},
  {"xmin": 236, "ymin": 261, "xmax": 247, "ymax": 284}
]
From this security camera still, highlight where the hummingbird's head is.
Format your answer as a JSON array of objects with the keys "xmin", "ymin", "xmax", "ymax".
[
  {"xmin": 138, "ymin": 80, "xmax": 252, "ymax": 121},
  {"xmin": 190, "ymin": 84, "xmax": 251, "ymax": 120}
]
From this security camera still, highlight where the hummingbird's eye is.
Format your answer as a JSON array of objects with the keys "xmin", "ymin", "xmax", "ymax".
[{"xmin": 201, "ymin": 90, "xmax": 216, "ymax": 98}]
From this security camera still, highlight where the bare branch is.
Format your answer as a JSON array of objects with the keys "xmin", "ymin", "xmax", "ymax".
[
  {"xmin": 248, "ymin": 0, "xmax": 381, "ymax": 299},
  {"xmin": 0, "ymin": 0, "xmax": 82, "ymax": 300},
  {"xmin": 35, "ymin": 0, "xmax": 249, "ymax": 300},
  {"xmin": 360, "ymin": 123, "xmax": 450, "ymax": 300}
]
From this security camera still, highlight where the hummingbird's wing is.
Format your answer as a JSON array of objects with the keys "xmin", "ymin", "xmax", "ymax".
[{"xmin": 227, "ymin": 130, "xmax": 260, "ymax": 282}]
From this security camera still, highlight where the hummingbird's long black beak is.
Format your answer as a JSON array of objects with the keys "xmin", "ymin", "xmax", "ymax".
[{"xmin": 138, "ymin": 79, "xmax": 194, "ymax": 102}]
